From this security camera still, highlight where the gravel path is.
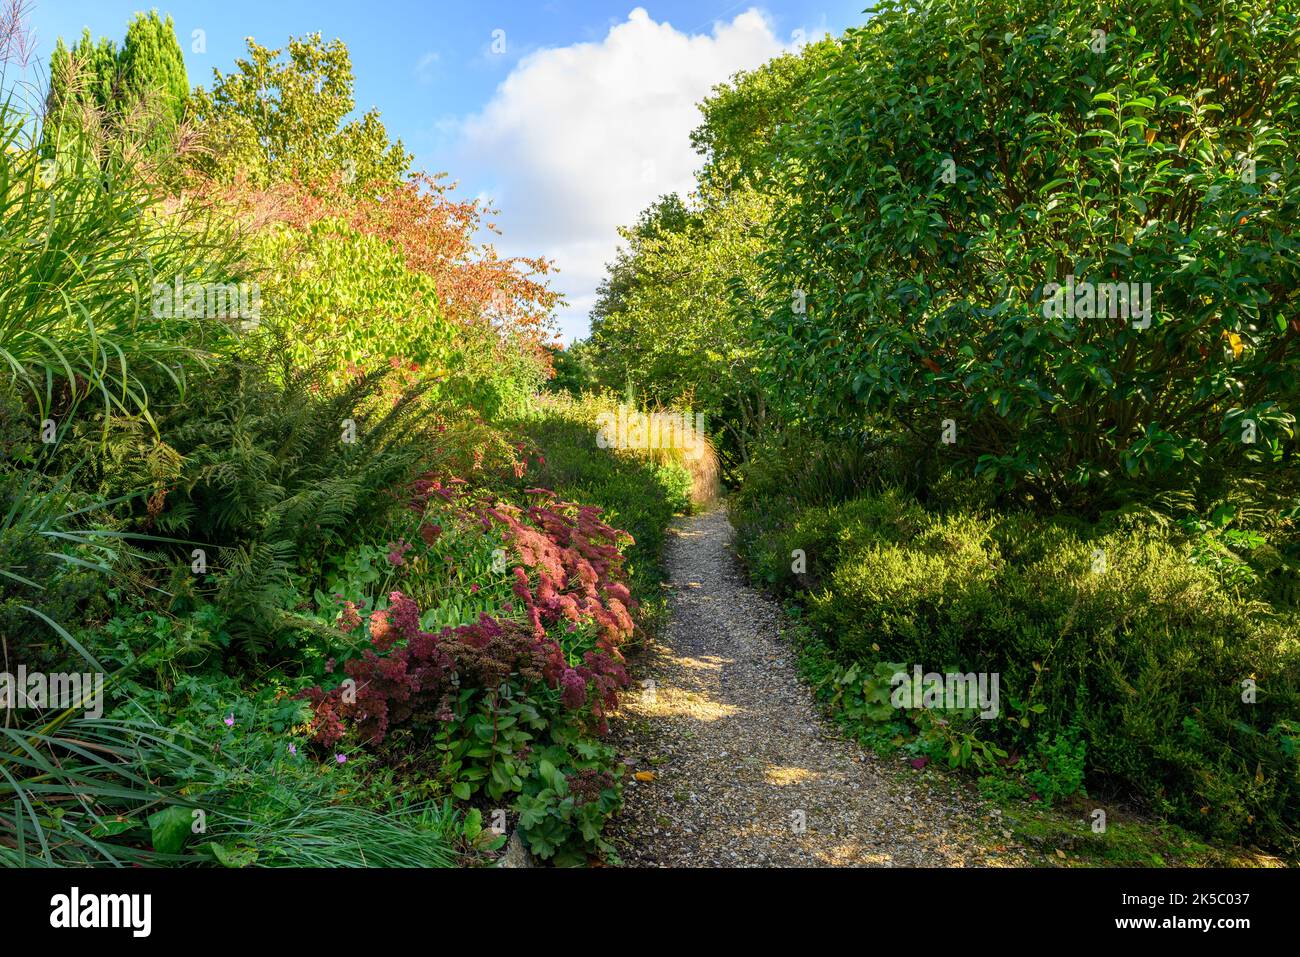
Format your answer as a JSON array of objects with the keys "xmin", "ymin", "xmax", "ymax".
[{"xmin": 609, "ymin": 506, "xmax": 1031, "ymax": 867}]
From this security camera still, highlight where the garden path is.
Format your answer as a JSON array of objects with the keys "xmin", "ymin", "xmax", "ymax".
[{"xmin": 609, "ymin": 506, "xmax": 1030, "ymax": 867}]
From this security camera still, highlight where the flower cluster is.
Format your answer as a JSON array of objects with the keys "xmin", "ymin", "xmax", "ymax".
[
  {"xmin": 305, "ymin": 490, "xmax": 637, "ymax": 745},
  {"xmin": 484, "ymin": 490, "xmax": 636, "ymax": 654},
  {"xmin": 304, "ymin": 591, "xmax": 550, "ymax": 746}
]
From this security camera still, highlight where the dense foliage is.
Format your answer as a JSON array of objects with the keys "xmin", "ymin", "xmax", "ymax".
[
  {"xmin": 2, "ymin": 88, "xmax": 238, "ymax": 424},
  {"xmin": 9, "ymin": 0, "xmax": 1297, "ymax": 870},
  {"xmin": 189, "ymin": 33, "xmax": 411, "ymax": 189},
  {"xmin": 581, "ymin": 0, "xmax": 1300, "ymax": 859},
  {"xmin": 759, "ymin": 0, "xmax": 1299, "ymax": 507},
  {"xmin": 44, "ymin": 11, "xmax": 188, "ymax": 164},
  {"xmin": 734, "ymin": 448, "xmax": 1300, "ymax": 851},
  {"xmin": 587, "ymin": 188, "xmax": 769, "ymax": 467},
  {"xmin": 0, "ymin": 6, "xmax": 696, "ymax": 868}
]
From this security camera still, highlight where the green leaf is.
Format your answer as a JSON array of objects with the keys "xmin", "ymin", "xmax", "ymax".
[
  {"xmin": 206, "ymin": 841, "xmax": 258, "ymax": 867},
  {"xmin": 147, "ymin": 806, "xmax": 194, "ymax": 855},
  {"xmin": 463, "ymin": 808, "xmax": 483, "ymax": 839}
]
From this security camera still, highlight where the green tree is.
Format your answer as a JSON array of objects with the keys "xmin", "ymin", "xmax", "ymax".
[
  {"xmin": 43, "ymin": 31, "xmax": 117, "ymax": 159},
  {"xmin": 587, "ymin": 185, "xmax": 769, "ymax": 467},
  {"xmin": 690, "ymin": 37, "xmax": 837, "ymax": 191},
  {"xmin": 43, "ymin": 13, "xmax": 188, "ymax": 163},
  {"xmin": 584, "ymin": 41, "xmax": 835, "ymax": 467},
  {"xmin": 542, "ymin": 341, "xmax": 598, "ymax": 397},
  {"xmin": 189, "ymin": 33, "xmax": 411, "ymax": 188},
  {"xmin": 590, "ymin": 194, "xmax": 697, "ymax": 337},
  {"xmin": 63, "ymin": 29, "xmax": 119, "ymax": 110},
  {"xmin": 119, "ymin": 11, "xmax": 189, "ymax": 125}
]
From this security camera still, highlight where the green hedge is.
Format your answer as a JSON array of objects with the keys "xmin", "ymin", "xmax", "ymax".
[{"xmin": 736, "ymin": 488, "xmax": 1300, "ymax": 854}]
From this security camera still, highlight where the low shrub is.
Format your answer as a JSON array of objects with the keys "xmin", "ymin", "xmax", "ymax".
[
  {"xmin": 736, "ymin": 487, "xmax": 1300, "ymax": 854},
  {"xmin": 734, "ymin": 427, "xmax": 910, "ymax": 513},
  {"xmin": 300, "ymin": 487, "xmax": 640, "ymax": 863}
]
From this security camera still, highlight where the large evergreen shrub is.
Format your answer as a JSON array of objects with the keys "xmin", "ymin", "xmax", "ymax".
[{"xmin": 760, "ymin": 0, "xmax": 1300, "ymax": 508}]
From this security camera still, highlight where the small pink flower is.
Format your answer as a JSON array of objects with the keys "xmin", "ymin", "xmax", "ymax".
[
  {"xmin": 223, "ymin": 714, "xmax": 235, "ymax": 727},
  {"xmin": 470, "ymin": 584, "xmax": 480, "ymax": 593},
  {"xmin": 335, "ymin": 754, "xmax": 347, "ymax": 764},
  {"xmin": 336, "ymin": 602, "xmax": 362, "ymax": 632},
  {"xmin": 386, "ymin": 539, "xmax": 412, "ymax": 567},
  {"xmin": 560, "ymin": 669, "xmax": 587, "ymax": 709},
  {"xmin": 288, "ymin": 743, "xmax": 298, "ymax": 755}
]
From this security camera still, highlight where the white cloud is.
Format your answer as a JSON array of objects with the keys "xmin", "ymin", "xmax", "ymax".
[
  {"xmin": 415, "ymin": 51, "xmax": 441, "ymax": 84},
  {"xmin": 454, "ymin": 7, "xmax": 789, "ymax": 342}
]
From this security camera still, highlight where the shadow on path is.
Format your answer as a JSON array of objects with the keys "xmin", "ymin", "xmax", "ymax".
[{"xmin": 609, "ymin": 506, "xmax": 1031, "ymax": 867}]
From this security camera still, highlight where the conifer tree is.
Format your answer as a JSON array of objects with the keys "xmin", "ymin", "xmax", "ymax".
[
  {"xmin": 42, "ymin": 11, "xmax": 188, "ymax": 160},
  {"xmin": 119, "ymin": 11, "xmax": 189, "ymax": 124}
]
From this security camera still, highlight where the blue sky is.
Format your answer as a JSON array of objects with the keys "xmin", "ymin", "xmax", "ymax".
[{"xmin": 23, "ymin": 1, "xmax": 871, "ymax": 340}]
